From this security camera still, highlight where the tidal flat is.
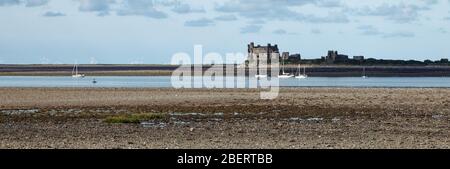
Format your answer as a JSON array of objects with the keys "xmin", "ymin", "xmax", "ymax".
[{"xmin": 0, "ymin": 87, "xmax": 448, "ymax": 149}]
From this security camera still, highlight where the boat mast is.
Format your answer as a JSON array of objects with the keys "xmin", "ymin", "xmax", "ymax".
[
  {"xmin": 363, "ymin": 67, "xmax": 366, "ymax": 77},
  {"xmin": 303, "ymin": 66, "xmax": 306, "ymax": 75},
  {"xmin": 72, "ymin": 64, "xmax": 75, "ymax": 75}
]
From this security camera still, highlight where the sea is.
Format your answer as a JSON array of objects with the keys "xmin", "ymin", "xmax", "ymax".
[{"xmin": 1, "ymin": 76, "xmax": 450, "ymax": 88}]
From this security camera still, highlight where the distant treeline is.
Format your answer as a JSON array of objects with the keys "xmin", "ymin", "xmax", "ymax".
[{"xmin": 289, "ymin": 58, "xmax": 450, "ymax": 66}]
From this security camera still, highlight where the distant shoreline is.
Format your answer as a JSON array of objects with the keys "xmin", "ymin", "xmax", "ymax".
[{"xmin": 2, "ymin": 64, "xmax": 450, "ymax": 77}]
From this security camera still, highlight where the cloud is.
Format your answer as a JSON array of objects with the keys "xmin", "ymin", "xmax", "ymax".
[
  {"xmin": 350, "ymin": 2, "xmax": 433, "ymax": 23},
  {"xmin": 357, "ymin": 25, "xmax": 382, "ymax": 35},
  {"xmin": 215, "ymin": 0, "xmax": 302, "ymax": 20},
  {"xmin": 78, "ymin": 0, "xmax": 114, "ymax": 16},
  {"xmin": 273, "ymin": 29, "xmax": 287, "ymax": 35},
  {"xmin": 25, "ymin": 0, "xmax": 48, "ymax": 7},
  {"xmin": 43, "ymin": 11, "xmax": 65, "ymax": 17},
  {"xmin": 357, "ymin": 25, "xmax": 415, "ymax": 38},
  {"xmin": 77, "ymin": 0, "xmax": 173, "ymax": 18},
  {"xmin": 423, "ymin": 0, "xmax": 438, "ymax": 5},
  {"xmin": 315, "ymin": 0, "xmax": 342, "ymax": 8},
  {"xmin": 215, "ymin": 0, "xmax": 349, "ymax": 24},
  {"xmin": 184, "ymin": 18, "xmax": 214, "ymax": 27},
  {"xmin": 383, "ymin": 31, "xmax": 415, "ymax": 38},
  {"xmin": 0, "ymin": 0, "xmax": 48, "ymax": 7},
  {"xmin": 240, "ymin": 24, "xmax": 261, "ymax": 34},
  {"xmin": 214, "ymin": 15, "xmax": 237, "ymax": 21},
  {"xmin": 250, "ymin": 20, "xmax": 267, "ymax": 26},
  {"xmin": 116, "ymin": 0, "xmax": 167, "ymax": 19},
  {"xmin": 172, "ymin": 3, "xmax": 204, "ymax": 14},
  {"xmin": 0, "ymin": 0, "xmax": 20, "ymax": 6},
  {"xmin": 298, "ymin": 12, "xmax": 349, "ymax": 23}
]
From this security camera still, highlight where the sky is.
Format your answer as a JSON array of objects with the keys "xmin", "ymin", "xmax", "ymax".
[{"xmin": 0, "ymin": 0, "xmax": 450, "ymax": 64}]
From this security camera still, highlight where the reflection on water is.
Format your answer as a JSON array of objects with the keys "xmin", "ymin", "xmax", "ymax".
[{"xmin": 1, "ymin": 76, "xmax": 450, "ymax": 88}]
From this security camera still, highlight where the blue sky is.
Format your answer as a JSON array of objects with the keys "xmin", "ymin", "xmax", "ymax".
[{"xmin": 0, "ymin": 0, "xmax": 450, "ymax": 64}]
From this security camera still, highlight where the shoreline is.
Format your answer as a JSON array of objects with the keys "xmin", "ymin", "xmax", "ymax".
[
  {"xmin": 1, "ymin": 87, "xmax": 448, "ymax": 148},
  {"xmin": 2, "ymin": 64, "xmax": 450, "ymax": 77}
]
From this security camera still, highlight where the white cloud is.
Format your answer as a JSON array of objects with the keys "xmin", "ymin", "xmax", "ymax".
[
  {"xmin": 357, "ymin": 25, "xmax": 415, "ymax": 38},
  {"xmin": 43, "ymin": 11, "xmax": 65, "ymax": 17},
  {"xmin": 116, "ymin": 0, "xmax": 167, "ymax": 19},
  {"xmin": 25, "ymin": 0, "xmax": 48, "ymax": 7},
  {"xmin": 0, "ymin": 0, "xmax": 48, "ymax": 7},
  {"xmin": 350, "ymin": 2, "xmax": 435, "ymax": 23},
  {"xmin": 215, "ymin": 0, "xmax": 349, "ymax": 24},
  {"xmin": 172, "ymin": 3, "xmax": 204, "ymax": 14},
  {"xmin": 0, "ymin": 0, "xmax": 20, "ymax": 6},
  {"xmin": 214, "ymin": 15, "xmax": 237, "ymax": 21},
  {"xmin": 240, "ymin": 24, "xmax": 261, "ymax": 34},
  {"xmin": 79, "ymin": 0, "xmax": 114, "ymax": 16}
]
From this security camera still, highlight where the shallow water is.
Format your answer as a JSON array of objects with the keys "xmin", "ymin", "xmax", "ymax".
[{"xmin": 1, "ymin": 76, "xmax": 450, "ymax": 88}]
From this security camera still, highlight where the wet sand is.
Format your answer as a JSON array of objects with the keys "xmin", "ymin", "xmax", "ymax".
[{"xmin": 0, "ymin": 87, "xmax": 449, "ymax": 149}]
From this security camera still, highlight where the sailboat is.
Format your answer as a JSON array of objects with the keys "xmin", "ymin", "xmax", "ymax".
[
  {"xmin": 362, "ymin": 67, "xmax": 368, "ymax": 79},
  {"xmin": 278, "ymin": 57, "xmax": 293, "ymax": 78},
  {"xmin": 295, "ymin": 64, "xmax": 308, "ymax": 79},
  {"xmin": 255, "ymin": 74, "xmax": 267, "ymax": 78},
  {"xmin": 72, "ymin": 63, "xmax": 85, "ymax": 78}
]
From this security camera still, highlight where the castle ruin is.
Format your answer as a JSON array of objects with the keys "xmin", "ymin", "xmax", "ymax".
[{"xmin": 247, "ymin": 42, "xmax": 280, "ymax": 67}]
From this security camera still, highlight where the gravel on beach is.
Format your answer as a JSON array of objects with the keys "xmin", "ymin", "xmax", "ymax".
[{"xmin": 0, "ymin": 87, "xmax": 449, "ymax": 149}]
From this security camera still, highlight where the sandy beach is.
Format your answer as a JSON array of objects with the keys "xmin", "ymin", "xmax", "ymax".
[{"xmin": 0, "ymin": 87, "xmax": 449, "ymax": 149}]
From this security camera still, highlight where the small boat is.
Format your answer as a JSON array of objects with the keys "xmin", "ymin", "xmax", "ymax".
[
  {"xmin": 278, "ymin": 74, "xmax": 294, "ymax": 78},
  {"xmin": 255, "ymin": 75, "xmax": 267, "ymax": 78},
  {"xmin": 72, "ymin": 62, "xmax": 85, "ymax": 78},
  {"xmin": 295, "ymin": 64, "xmax": 308, "ymax": 79},
  {"xmin": 278, "ymin": 57, "xmax": 293, "ymax": 78},
  {"xmin": 92, "ymin": 78, "xmax": 97, "ymax": 84},
  {"xmin": 295, "ymin": 75, "xmax": 307, "ymax": 79},
  {"xmin": 362, "ymin": 67, "xmax": 368, "ymax": 78}
]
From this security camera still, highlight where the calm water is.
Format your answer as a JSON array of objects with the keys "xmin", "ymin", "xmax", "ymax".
[{"xmin": 1, "ymin": 76, "xmax": 450, "ymax": 88}]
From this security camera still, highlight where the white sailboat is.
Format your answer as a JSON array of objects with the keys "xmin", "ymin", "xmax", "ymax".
[
  {"xmin": 278, "ymin": 57, "xmax": 293, "ymax": 78},
  {"xmin": 362, "ymin": 67, "xmax": 368, "ymax": 79},
  {"xmin": 72, "ymin": 62, "xmax": 85, "ymax": 78},
  {"xmin": 295, "ymin": 64, "xmax": 308, "ymax": 79},
  {"xmin": 255, "ymin": 74, "xmax": 267, "ymax": 78}
]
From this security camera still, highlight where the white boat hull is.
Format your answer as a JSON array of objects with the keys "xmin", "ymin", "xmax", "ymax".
[
  {"xmin": 72, "ymin": 74, "xmax": 85, "ymax": 78},
  {"xmin": 295, "ymin": 75, "xmax": 308, "ymax": 79},
  {"xmin": 278, "ymin": 75, "xmax": 293, "ymax": 78}
]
